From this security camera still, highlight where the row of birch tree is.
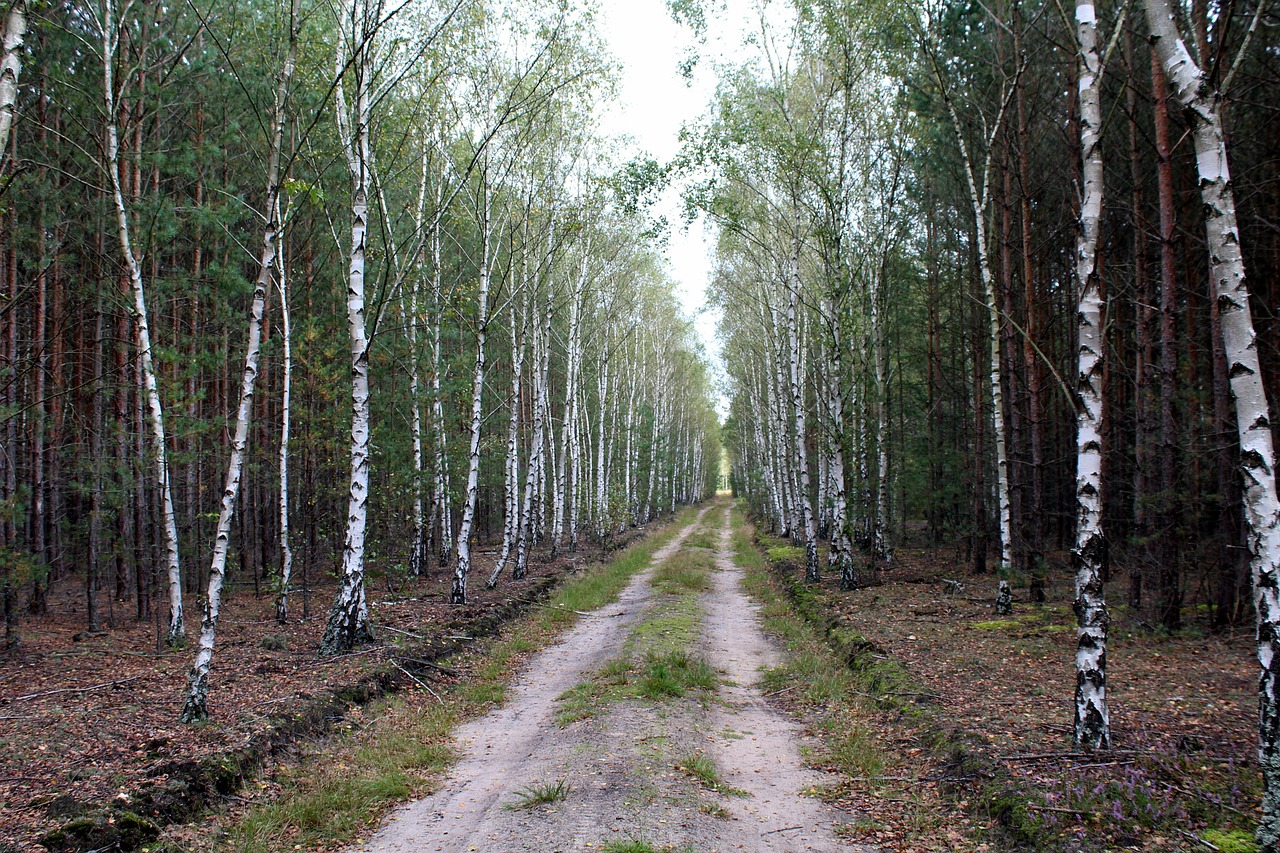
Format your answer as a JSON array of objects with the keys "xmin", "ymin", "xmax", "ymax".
[
  {"xmin": 697, "ymin": 0, "xmax": 1280, "ymax": 844},
  {"xmin": 0, "ymin": 0, "xmax": 720, "ymax": 719}
]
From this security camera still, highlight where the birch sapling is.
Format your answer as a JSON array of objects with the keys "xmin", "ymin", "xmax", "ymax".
[
  {"xmin": 1143, "ymin": 0, "xmax": 1280, "ymax": 842},
  {"xmin": 922, "ymin": 31, "xmax": 1021, "ymax": 596},
  {"xmin": 275, "ymin": 217, "xmax": 294, "ymax": 623}
]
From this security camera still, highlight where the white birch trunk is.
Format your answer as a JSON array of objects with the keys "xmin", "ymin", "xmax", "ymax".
[
  {"xmin": 275, "ymin": 220, "xmax": 294, "ymax": 623},
  {"xmin": 594, "ymin": 337, "xmax": 610, "ymax": 537},
  {"xmin": 488, "ymin": 307, "xmax": 525, "ymax": 589},
  {"xmin": 871, "ymin": 265, "xmax": 891, "ymax": 561},
  {"xmin": 182, "ymin": 0, "xmax": 298, "ymax": 716},
  {"xmin": 430, "ymin": 182, "xmax": 453, "ymax": 569},
  {"xmin": 320, "ymin": 12, "xmax": 376, "ymax": 654},
  {"xmin": 1144, "ymin": 0, "xmax": 1280, "ymax": 839},
  {"xmin": 452, "ymin": 174, "xmax": 492, "ymax": 605},
  {"xmin": 100, "ymin": 0, "xmax": 184, "ymax": 646},
  {"xmin": 825, "ymin": 298, "xmax": 854, "ymax": 588},
  {"xmin": 1072, "ymin": 0, "xmax": 1109, "ymax": 750},
  {"xmin": 0, "ymin": 0, "xmax": 26, "ymax": 161},
  {"xmin": 787, "ymin": 237, "xmax": 819, "ymax": 581},
  {"xmin": 407, "ymin": 150, "xmax": 430, "ymax": 578},
  {"xmin": 940, "ymin": 81, "xmax": 1015, "ymax": 574}
]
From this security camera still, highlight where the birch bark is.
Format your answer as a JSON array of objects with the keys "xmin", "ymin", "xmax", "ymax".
[
  {"xmin": 100, "ymin": 0, "xmax": 185, "ymax": 646},
  {"xmin": 1071, "ymin": 0, "xmax": 1109, "ymax": 750},
  {"xmin": 275, "ymin": 220, "xmax": 294, "ymax": 623},
  {"xmin": 787, "ymin": 233, "xmax": 820, "ymax": 581},
  {"xmin": 320, "ymin": 0, "xmax": 377, "ymax": 654},
  {"xmin": 181, "ymin": 0, "xmax": 299, "ymax": 718},
  {"xmin": 1143, "ymin": 0, "xmax": 1280, "ymax": 841},
  {"xmin": 0, "ymin": 0, "xmax": 25, "ymax": 160},
  {"xmin": 452, "ymin": 173, "xmax": 492, "ymax": 605}
]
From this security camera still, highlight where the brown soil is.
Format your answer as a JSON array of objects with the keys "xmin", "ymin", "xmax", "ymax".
[
  {"xmin": 356, "ymin": 502, "xmax": 872, "ymax": 853},
  {"xmin": 0, "ymin": 540, "xmax": 619, "ymax": 853}
]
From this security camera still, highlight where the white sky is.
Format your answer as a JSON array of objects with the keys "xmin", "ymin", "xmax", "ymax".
[{"xmin": 594, "ymin": 0, "xmax": 767, "ymax": 418}]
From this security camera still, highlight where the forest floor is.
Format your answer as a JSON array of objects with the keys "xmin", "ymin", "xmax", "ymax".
[
  {"xmin": 0, "ymin": 528, "xmax": 634, "ymax": 853},
  {"xmin": 0, "ymin": 502, "xmax": 1263, "ymax": 853},
  {"xmin": 754, "ymin": 528, "xmax": 1262, "ymax": 852}
]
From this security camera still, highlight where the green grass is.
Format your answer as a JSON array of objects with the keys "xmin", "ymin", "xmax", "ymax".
[
  {"xmin": 227, "ymin": 704, "xmax": 455, "ymax": 852},
  {"xmin": 637, "ymin": 650, "xmax": 718, "ymax": 698},
  {"xmin": 651, "ymin": 550, "xmax": 713, "ymax": 594},
  {"xmin": 225, "ymin": 508, "xmax": 698, "ymax": 852},
  {"xmin": 555, "ymin": 522, "xmax": 720, "ymax": 727},
  {"xmin": 682, "ymin": 529, "xmax": 716, "ymax": 550},
  {"xmin": 503, "ymin": 778, "xmax": 571, "ymax": 810},
  {"xmin": 676, "ymin": 752, "xmax": 748, "ymax": 797},
  {"xmin": 730, "ymin": 507, "xmax": 889, "ymax": 784}
]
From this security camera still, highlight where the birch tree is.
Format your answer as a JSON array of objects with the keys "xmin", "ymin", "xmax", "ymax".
[
  {"xmin": 0, "ymin": 0, "xmax": 26, "ymax": 159},
  {"xmin": 181, "ymin": 0, "xmax": 300, "ymax": 722},
  {"xmin": 1071, "ymin": 0, "xmax": 1109, "ymax": 751},
  {"xmin": 1143, "ymin": 0, "xmax": 1280, "ymax": 841},
  {"xmin": 98, "ymin": 0, "xmax": 185, "ymax": 645},
  {"xmin": 319, "ymin": 0, "xmax": 381, "ymax": 655}
]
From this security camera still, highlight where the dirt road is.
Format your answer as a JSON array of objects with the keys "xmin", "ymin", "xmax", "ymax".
[{"xmin": 356, "ymin": 503, "xmax": 870, "ymax": 852}]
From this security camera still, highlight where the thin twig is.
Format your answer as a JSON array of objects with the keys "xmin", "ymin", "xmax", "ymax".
[
  {"xmin": 381, "ymin": 625, "xmax": 427, "ymax": 640},
  {"xmin": 760, "ymin": 825, "xmax": 803, "ymax": 836},
  {"xmin": 10, "ymin": 674, "xmax": 145, "ymax": 703},
  {"xmin": 1174, "ymin": 828, "xmax": 1221, "ymax": 851},
  {"xmin": 1024, "ymin": 803, "xmax": 1090, "ymax": 816},
  {"xmin": 396, "ymin": 657, "xmax": 458, "ymax": 676},
  {"xmin": 391, "ymin": 660, "xmax": 443, "ymax": 706}
]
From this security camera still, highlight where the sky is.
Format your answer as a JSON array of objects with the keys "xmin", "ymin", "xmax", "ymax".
[{"xmin": 594, "ymin": 0, "xmax": 763, "ymax": 418}]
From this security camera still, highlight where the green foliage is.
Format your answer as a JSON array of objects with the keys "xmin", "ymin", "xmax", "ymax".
[
  {"xmin": 676, "ymin": 752, "xmax": 748, "ymax": 797},
  {"xmin": 1201, "ymin": 829, "xmax": 1259, "ymax": 853},
  {"xmin": 503, "ymin": 778, "xmax": 571, "ymax": 810}
]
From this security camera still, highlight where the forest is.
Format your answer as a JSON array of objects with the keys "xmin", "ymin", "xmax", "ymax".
[{"xmin": 1, "ymin": 0, "xmax": 1279, "ymax": 848}]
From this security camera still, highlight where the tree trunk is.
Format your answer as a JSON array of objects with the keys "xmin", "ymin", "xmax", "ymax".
[
  {"xmin": 183, "ymin": 0, "xmax": 298, "ymax": 715},
  {"xmin": 1145, "ymin": 0, "xmax": 1280, "ymax": 843},
  {"xmin": 320, "ymin": 12, "xmax": 376, "ymax": 655},
  {"xmin": 101, "ymin": 0, "xmax": 184, "ymax": 645},
  {"xmin": 452, "ymin": 174, "xmax": 492, "ymax": 605},
  {"xmin": 1152, "ymin": 49, "xmax": 1182, "ymax": 632},
  {"xmin": 787, "ymin": 232, "xmax": 819, "ymax": 582},
  {"xmin": 1072, "ymin": 0, "xmax": 1109, "ymax": 750},
  {"xmin": 276, "ymin": 219, "xmax": 294, "ymax": 623}
]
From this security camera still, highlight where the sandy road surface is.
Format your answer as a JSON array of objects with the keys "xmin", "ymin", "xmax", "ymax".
[{"xmin": 355, "ymin": 503, "xmax": 871, "ymax": 852}]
